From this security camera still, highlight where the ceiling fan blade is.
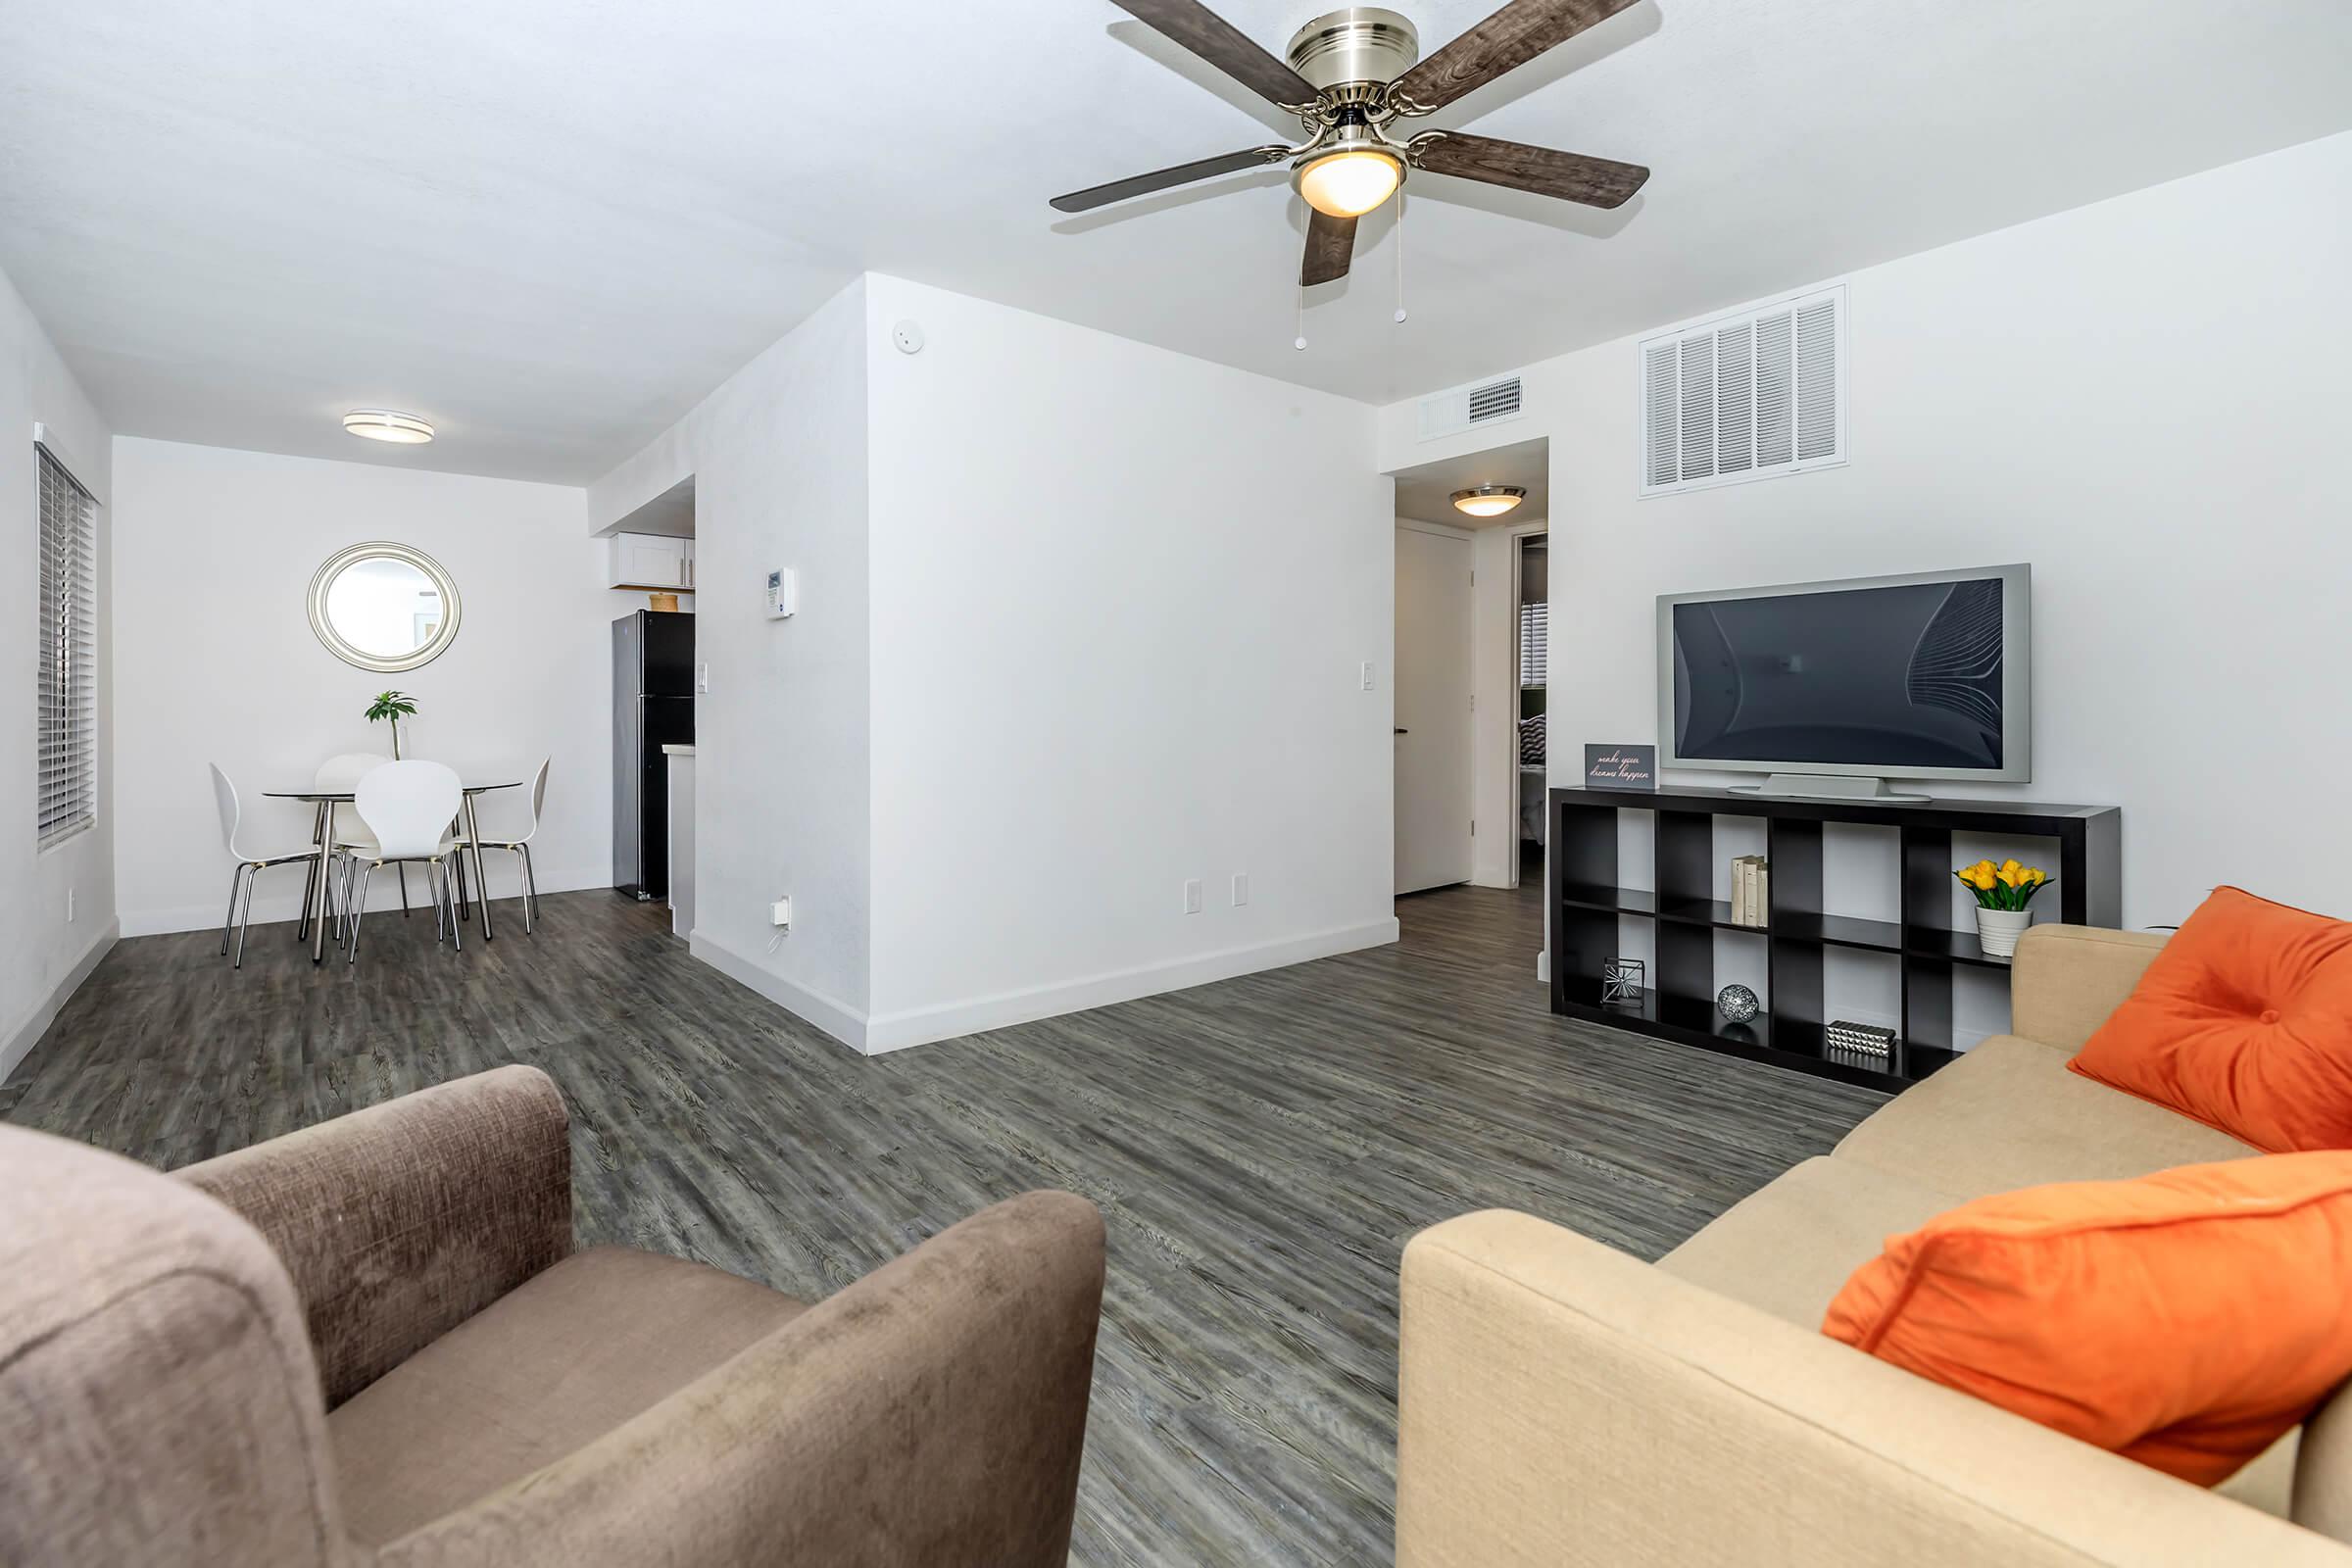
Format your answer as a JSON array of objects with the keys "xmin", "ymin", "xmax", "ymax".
[
  {"xmin": 1408, "ymin": 132, "xmax": 1648, "ymax": 208},
  {"xmin": 1108, "ymin": 0, "xmax": 1319, "ymax": 107},
  {"xmin": 1388, "ymin": 0, "xmax": 1642, "ymax": 114},
  {"xmin": 1300, "ymin": 209, "xmax": 1357, "ymax": 286},
  {"xmin": 1050, "ymin": 146, "xmax": 1287, "ymax": 213}
]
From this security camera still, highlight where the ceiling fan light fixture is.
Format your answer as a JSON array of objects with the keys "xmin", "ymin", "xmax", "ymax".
[
  {"xmin": 1451, "ymin": 484, "xmax": 1527, "ymax": 518},
  {"xmin": 1296, "ymin": 146, "xmax": 1403, "ymax": 219},
  {"xmin": 343, "ymin": 409, "xmax": 434, "ymax": 445}
]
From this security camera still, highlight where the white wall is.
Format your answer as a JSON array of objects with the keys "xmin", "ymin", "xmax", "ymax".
[
  {"xmin": 860, "ymin": 275, "xmax": 1394, "ymax": 1051},
  {"xmin": 1381, "ymin": 129, "xmax": 2352, "ymax": 1037},
  {"xmin": 111, "ymin": 439, "xmax": 611, "ymax": 935},
  {"xmin": 0, "ymin": 265, "xmax": 115, "ymax": 1081},
  {"xmin": 588, "ymin": 279, "xmax": 871, "ymax": 1044}
]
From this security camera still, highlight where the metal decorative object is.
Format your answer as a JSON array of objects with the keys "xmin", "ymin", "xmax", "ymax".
[
  {"xmin": 1715, "ymin": 983, "xmax": 1759, "ymax": 1024},
  {"xmin": 1827, "ymin": 1019, "xmax": 1900, "ymax": 1071},
  {"xmin": 1600, "ymin": 958, "xmax": 1645, "ymax": 1007}
]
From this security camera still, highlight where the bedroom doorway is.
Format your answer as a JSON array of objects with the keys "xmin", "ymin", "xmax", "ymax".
[{"xmin": 1510, "ymin": 531, "xmax": 1548, "ymax": 890}]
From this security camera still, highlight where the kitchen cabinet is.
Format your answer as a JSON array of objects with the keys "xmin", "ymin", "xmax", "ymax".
[{"xmin": 608, "ymin": 531, "xmax": 694, "ymax": 590}]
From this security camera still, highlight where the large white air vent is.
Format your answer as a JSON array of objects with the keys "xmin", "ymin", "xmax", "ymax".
[
  {"xmin": 1640, "ymin": 284, "xmax": 1844, "ymax": 496},
  {"xmin": 1418, "ymin": 374, "xmax": 1525, "ymax": 441}
]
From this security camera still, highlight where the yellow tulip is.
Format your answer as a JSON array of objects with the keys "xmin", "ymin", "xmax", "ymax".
[
  {"xmin": 1972, "ymin": 867, "xmax": 1996, "ymax": 890},
  {"xmin": 1996, "ymin": 866, "xmax": 2020, "ymax": 887},
  {"xmin": 2001, "ymin": 858, "xmax": 2023, "ymax": 877},
  {"xmin": 2029, "ymin": 868, "xmax": 2048, "ymax": 886}
]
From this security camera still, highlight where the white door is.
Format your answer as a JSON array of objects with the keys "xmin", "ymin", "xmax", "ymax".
[{"xmin": 1395, "ymin": 525, "xmax": 1474, "ymax": 894}]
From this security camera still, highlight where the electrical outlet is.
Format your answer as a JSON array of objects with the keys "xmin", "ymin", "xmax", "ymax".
[
  {"xmin": 1231, "ymin": 873, "xmax": 1249, "ymax": 907},
  {"xmin": 1182, "ymin": 879, "xmax": 1203, "ymax": 915},
  {"xmin": 769, "ymin": 897, "xmax": 792, "ymax": 928}
]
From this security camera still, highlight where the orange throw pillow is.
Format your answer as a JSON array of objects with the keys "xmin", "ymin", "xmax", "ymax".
[
  {"xmin": 1823, "ymin": 1154, "xmax": 2352, "ymax": 1484},
  {"xmin": 2068, "ymin": 886, "xmax": 2352, "ymax": 1152}
]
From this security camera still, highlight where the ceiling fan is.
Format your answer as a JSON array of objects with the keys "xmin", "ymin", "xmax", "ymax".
[{"xmin": 1051, "ymin": 0, "xmax": 1651, "ymax": 287}]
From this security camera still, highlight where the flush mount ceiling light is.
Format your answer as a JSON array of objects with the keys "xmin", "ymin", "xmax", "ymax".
[
  {"xmin": 1451, "ymin": 484, "xmax": 1526, "ymax": 518},
  {"xmin": 343, "ymin": 410, "xmax": 434, "ymax": 445}
]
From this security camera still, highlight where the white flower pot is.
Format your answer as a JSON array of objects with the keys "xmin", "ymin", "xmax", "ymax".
[{"xmin": 1975, "ymin": 906, "xmax": 2033, "ymax": 959}]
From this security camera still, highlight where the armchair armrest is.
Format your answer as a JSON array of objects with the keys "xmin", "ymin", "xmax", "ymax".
[
  {"xmin": 2011, "ymin": 924, "xmax": 2168, "ymax": 1052},
  {"xmin": 175, "ymin": 1065, "xmax": 572, "ymax": 1406},
  {"xmin": 378, "ymin": 1191, "xmax": 1105, "ymax": 1568},
  {"xmin": 1396, "ymin": 1210, "xmax": 2344, "ymax": 1568}
]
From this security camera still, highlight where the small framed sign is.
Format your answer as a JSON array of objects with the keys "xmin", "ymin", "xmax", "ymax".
[{"xmin": 1585, "ymin": 744, "xmax": 1658, "ymax": 792}]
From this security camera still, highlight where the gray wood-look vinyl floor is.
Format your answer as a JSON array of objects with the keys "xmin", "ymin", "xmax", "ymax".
[{"xmin": 3, "ymin": 881, "xmax": 1886, "ymax": 1566}]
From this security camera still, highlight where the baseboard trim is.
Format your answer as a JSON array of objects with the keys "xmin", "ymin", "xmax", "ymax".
[
  {"xmin": 2, "ymin": 919, "xmax": 119, "ymax": 1084},
  {"xmin": 119, "ymin": 864, "xmax": 613, "ymax": 939},
  {"xmin": 689, "ymin": 930, "xmax": 869, "ymax": 1055},
  {"xmin": 861, "ymin": 916, "xmax": 1401, "ymax": 1055}
]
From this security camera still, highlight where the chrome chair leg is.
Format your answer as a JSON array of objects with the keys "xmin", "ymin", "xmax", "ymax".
[
  {"xmin": 515, "ymin": 845, "xmax": 536, "ymax": 934},
  {"xmin": 220, "ymin": 863, "xmax": 249, "ymax": 957},
  {"xmin": 348, "ymin": 862, "xmax": 375, "ymax": 965},
  {"xmin": 232, "ymin": 864, "xmax": 260, "ymax": 968},
  {"xmin": 443, "ymin": 858, "xmax": 464, "ymax": 953}
]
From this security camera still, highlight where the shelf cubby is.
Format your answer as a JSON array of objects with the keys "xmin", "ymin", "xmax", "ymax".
[{"xmin": 1546, "ymin": 785, "xmax": 2121, "ymax": 1090}]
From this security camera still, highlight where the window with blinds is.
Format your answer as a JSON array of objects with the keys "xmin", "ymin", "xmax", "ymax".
[
  {"xmin": 1518, "ymin": 602, "xmax": 1547, "ymax": 688},
  {"xmin": 37, "ymin": 445, "xmax": 97, "ymax": 845},
  {"xmin": 1640, "ymin": 283, "xmax": 1845, "ymax": 496}
]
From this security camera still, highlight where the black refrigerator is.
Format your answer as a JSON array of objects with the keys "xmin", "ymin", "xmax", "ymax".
[{"xmin": 613, "ymin": 610, "xmax": 695, "ymax": 901}]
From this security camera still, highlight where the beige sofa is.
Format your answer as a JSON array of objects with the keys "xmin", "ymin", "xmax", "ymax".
[{"xmin": 1397, "ymin": 924, "xmax": 2352, "ymax": 1566}]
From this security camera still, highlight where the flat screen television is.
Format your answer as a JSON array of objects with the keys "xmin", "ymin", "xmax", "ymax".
[{"xmin": 1657, "ymin": 564, "xmax": 2031, "ymax": 799}]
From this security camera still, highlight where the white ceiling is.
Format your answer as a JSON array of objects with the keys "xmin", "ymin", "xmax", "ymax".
[
  {"xmin": 4, "ymin": 1, "xmax": 2348, "ymax": 483},
  {"xmin": 1393, "ymin": 435, "xmax": 1547, "ymax": 526}
]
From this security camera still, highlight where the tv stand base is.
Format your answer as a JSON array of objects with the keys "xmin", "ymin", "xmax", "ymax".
[{"xmin": 1726, "ymin": 773, "xmax": 1934, "ymax": 805}]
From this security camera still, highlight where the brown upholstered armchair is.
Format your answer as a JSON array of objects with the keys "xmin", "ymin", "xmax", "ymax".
[{"xmin": 0, "ymin": 1066, "xmax": 1105, "ymax": 1566}]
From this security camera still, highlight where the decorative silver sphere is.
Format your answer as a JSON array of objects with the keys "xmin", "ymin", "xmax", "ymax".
[{"xmin": 1716, "ymin": 983, "xmax": 1760, "ymax": 1023}]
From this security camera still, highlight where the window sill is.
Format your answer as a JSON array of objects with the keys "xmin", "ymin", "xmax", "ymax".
[{"xmin": 37, "ymin": 818, "xmax": 96, "ymax": 856}]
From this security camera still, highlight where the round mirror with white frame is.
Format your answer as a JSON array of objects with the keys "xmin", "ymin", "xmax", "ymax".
[{"xmin": 308, "ymin": 542, "xmax": 462, "ymax": 672}]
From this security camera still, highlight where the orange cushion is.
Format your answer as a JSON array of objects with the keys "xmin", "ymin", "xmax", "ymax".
[
  {"xmin": 1823, "ymin": 1153, "xmax": 2352, "ymax": 1484},
  {"xmin": 2067, "ymin": 886, "xmax": 2352, "ymax": 1152}
]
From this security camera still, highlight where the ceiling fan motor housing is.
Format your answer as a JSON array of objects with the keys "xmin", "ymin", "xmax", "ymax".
[{"xmin": 1286, "ymin": 7, "xmax": 1420, "ymax": 97}]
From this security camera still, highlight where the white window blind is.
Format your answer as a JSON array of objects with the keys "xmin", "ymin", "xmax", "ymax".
[
  {"xmin": 1641, "ymin": 283, "xmax": 1845, "ymax": 496},
  {"xmin": 1518, "ymin": 602, "xmax": 1547, "ymax": 687},
  {"xmin": 37, "ymin": 445, "xmax": 96, "ymax": 845}
]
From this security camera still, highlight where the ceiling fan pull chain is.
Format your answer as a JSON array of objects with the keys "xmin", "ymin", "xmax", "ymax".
[
  {"xmin": 1394, "ymin": 192, "xmax": 1408, "ymax": 324},
  {"xmin": 1295, "ymin": 283, "xmax": 1306, "ymax": 352}
]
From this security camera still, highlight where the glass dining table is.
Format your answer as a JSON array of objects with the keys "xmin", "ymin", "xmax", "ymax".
[{"xmin": 263, "ymin": 780, "xmax": 519, "ymax": 962}]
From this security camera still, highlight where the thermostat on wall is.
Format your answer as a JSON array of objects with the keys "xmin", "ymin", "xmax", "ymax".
[{"xmin": 765, "ymin": 568, "xmax": 797, "ymax": 619}]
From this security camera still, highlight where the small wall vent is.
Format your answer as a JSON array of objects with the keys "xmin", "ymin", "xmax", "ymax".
[
  {"xmin": 1639, "ymin": 283, "xmax": 1845, "ymax": 496},
  {"xmin": 1418, "ymin": 374, "xmax": 1526, "ymax": 441}
]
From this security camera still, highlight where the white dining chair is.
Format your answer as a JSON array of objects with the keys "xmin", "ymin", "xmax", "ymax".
[
  {"xmin": 344, "ymin": 760, "xmax": 466, "ymax": 965},
  {"xmin": 315, "ymin": 752, "xmax": 407, "ymax": 936},
  {"xmin": 211, "ymin": 764, "xmax": 327, "ymax": 968},
  {"xmin": 469, "ymin": 758, "xmax": 551, "ymax": 933}
]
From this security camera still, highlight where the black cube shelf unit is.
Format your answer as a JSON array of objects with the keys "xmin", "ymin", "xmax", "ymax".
[{"xmin": 1547, "ymin": 785, "xmax": 2120, "ymax": 1089}]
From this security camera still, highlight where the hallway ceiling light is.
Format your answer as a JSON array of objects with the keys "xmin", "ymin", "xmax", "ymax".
[
  {"xmin": 1451, "ymin": 484, "xmax": 1525, "ymax": 517},
  {"xmin": 343, "ymin": 409, "xmax": 435, "ymax": 445}
]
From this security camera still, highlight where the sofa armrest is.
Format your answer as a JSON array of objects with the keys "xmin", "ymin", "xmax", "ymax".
[
  {"xmin": 1396, "ymin": 1210, "xmax": 2346, "ymax": 1568},
  {"xmin": 175, "ymin": 1065, "xmax": 572, "ymax": 1407},
  {"xmin": 378, "ymin": 1191, "xmax": 1105, "ymax": 1568},
  {"xmin": 2010, "ymin": 924, "xmax": 2167, "ymax": 1052}
]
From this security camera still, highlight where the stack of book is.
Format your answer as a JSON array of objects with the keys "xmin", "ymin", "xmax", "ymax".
[{"xmin": 1730, "ymin": 856, "xmax": 1770, "ymax": 927}]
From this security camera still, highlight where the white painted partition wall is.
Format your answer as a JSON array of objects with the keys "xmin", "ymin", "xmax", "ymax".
[{"xmin": 593, "ymin": 273, "xmax": 1395, "ymax": 1054}]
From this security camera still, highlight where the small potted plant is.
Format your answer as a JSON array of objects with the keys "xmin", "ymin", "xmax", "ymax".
[
  {"xmin": 1955, "ymin": 858, "xmax": 2052, "ymax": 958},
  {"xmin": 365, "ymin": 690, "xmax": 418, "ymax": 760}
]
